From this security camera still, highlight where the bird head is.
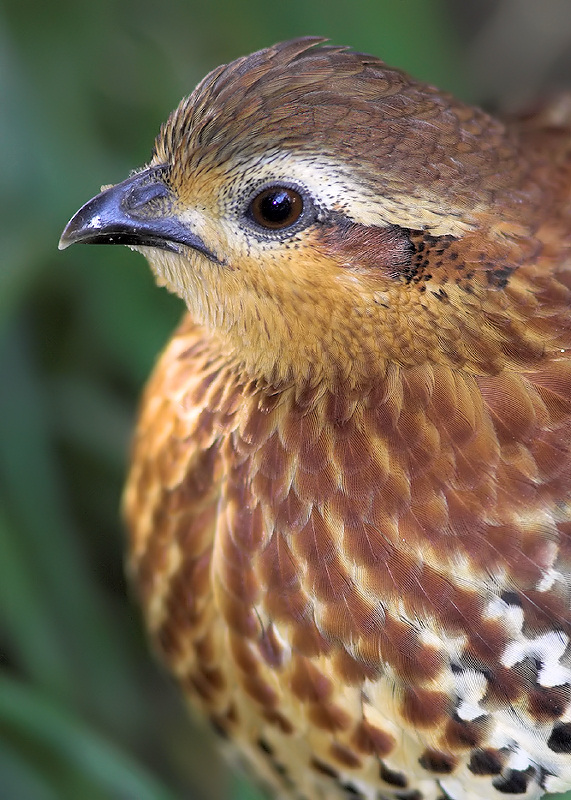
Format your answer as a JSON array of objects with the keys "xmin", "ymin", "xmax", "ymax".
[{"xmin": 60, "ymin": 38, "xmax": 555, "ymax": 387}]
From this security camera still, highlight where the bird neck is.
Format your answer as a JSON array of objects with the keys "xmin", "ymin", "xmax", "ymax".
[{"xmin": 198, "ymin": 289, "xmax": 391, "ymax": 389}]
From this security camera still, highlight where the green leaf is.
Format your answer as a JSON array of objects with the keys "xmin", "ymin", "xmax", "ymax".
[
  {"xmin": 0, "ymin": 674, "xmax": 178, "ymax": 800},
  {"xmin": 0, "ymin": 322, "xmax": 141, "ymax": 730}
]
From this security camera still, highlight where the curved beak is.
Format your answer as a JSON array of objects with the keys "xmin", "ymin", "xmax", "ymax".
[{"xmin": 59, "ymin": 166, "xmax": 218, "ymax": 262}]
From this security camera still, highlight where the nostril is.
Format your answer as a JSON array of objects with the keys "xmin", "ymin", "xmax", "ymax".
[{"xmin": 124, "ymin": 178, "xmax": 173, "ymax": 215}]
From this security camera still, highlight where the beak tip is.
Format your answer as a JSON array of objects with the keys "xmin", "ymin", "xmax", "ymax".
[
  {"xmin": 58, "ymin": 203, "xmax": 106, "ymax": 251},
  {"xmin": 58, "ymin": 230, "xmax": 72, "ymax": 250},
  {"xmin": 58, "ymin": 215, "xmax": 86, "ymax": 250}
]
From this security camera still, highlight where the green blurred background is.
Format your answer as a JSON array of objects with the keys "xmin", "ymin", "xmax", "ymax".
[{"xmin": 2, "ymin": 1, "xmax": 571, "ymax": 798}]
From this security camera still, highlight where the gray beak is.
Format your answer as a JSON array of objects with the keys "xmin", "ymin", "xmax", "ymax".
[{"xmin": 59, "ymin": 166, "xmax": 218, "ymax": 262}]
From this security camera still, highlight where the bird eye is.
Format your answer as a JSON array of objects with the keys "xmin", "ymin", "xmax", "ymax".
[{"xmin": 248, "ymin": 186, "xmax": 304, "ymax": 230}]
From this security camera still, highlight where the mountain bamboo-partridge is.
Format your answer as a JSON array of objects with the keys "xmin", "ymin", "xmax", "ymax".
[{"xmin": 60, "ymin": 38, "xmax": 571, "ymax": 800}]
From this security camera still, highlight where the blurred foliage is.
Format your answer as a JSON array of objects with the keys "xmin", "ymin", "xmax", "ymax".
[{"xmin": 1, "ymin": 1, "xmax": 570, "ymax": 798}]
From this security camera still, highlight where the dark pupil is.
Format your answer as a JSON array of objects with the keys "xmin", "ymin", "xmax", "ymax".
[{"xmin": 259, "ymin": 190, "xmax": 293, "ymax": 224}]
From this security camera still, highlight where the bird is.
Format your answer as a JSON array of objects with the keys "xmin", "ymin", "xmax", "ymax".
[{"xmin": 59, "ymin": 37, "xmax": 571, "ymax": 800}]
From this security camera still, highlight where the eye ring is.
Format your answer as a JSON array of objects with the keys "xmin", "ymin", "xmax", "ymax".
[{"xmin": 248, "ymin": 185, "xmax": 304, "ymax": 230}]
